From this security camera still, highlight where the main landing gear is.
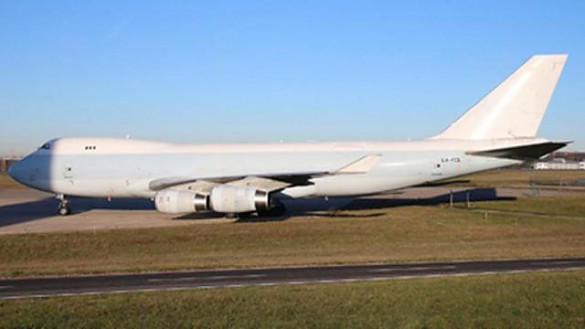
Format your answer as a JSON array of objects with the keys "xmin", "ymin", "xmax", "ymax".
[
  {"xmin": 258, "ymin": 202, "xmax": 287, "ymax": 217},
  {"xmin": 57, "ymin": 194, "xmax": 71, "ymax": 216}
]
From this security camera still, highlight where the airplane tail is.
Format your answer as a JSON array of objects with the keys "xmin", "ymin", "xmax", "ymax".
[{"xmin": 431, "ymin": 54, "xmax": 567, "ymax": 140}]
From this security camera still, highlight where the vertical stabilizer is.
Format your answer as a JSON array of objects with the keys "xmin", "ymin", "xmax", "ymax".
[{"xmin": 431, "ymin": 55, "xmax": 567, "ymax": 140}]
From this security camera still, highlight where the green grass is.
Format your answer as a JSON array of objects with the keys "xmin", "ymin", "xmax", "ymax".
[
  {"xmin": 1, "ymin": 271, "xmax": 584, "ymax": 328},
  {"xmin": 472, "ymin": 196, "xmax": 585, "ymax": 217},
  {"xmin": 446, "ymin": 169, "xmax": 585, "ymax": 188},
  {"xmin": 1, "ymin": 202, "xmax": 585, "ymax": 278}
]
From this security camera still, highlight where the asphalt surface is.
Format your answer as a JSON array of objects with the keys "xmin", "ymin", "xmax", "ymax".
[{"xmin": 1, "ymin": 257, "xmax": 584, "ymax": 299}]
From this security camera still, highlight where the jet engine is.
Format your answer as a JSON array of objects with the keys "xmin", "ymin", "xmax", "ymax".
[
  {"xmin": 209, "ymin": 185, "xmax": 270, "ymax": 213},
  {"xmin": 154, "ymin": 185, "xmax": 271, "ymax": 214},
  {"xmin": 154, "ymin": 189, "xmax": 209, "ymax": 214}
]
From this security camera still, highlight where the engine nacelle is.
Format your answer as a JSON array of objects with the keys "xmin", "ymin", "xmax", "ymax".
[
  {"xmin": 155, "ymin": 186, "xmax": 272, "ymax": 214},
  {"xmin": 209, "ymin": 185, "xmax": 270, "ymax": 213},
  {"xmin": 154, "ymin": 190, "xmax": 209, "ymax": 214}
]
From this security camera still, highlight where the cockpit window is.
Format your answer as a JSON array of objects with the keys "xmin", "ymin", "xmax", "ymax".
[{"xmin": 39, "ymin": 143, "xmax": 51, "ymax": 150}]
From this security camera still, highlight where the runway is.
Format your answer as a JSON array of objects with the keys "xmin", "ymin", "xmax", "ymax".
[{"xmin": 1, "ymin": 257, "xmax": 584, "ymax": 299}]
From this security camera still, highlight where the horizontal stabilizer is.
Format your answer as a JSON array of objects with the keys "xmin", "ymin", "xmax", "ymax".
[{"xmin": 467, "ymin": 141, "xmax": 569, "ymax": 160}]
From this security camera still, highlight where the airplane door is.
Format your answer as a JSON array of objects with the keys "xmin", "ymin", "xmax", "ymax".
[
  {"xmin": 63, "ymin": 165, "xmax": 74, "ymax": 179},
  {"xmin": 432, "ymin": 161, "xmax": 443, "ymax": 177}
]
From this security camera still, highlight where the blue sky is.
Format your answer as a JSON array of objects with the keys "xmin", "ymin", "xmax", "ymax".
[{"xmin": 1, "ymin": 0, "xmax": 584, "ymax": 156}]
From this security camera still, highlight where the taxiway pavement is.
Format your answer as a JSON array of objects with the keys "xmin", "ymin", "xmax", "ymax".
[{"xmin": 1, "ymin": 257, "xmax": 584, "ymax": 299}]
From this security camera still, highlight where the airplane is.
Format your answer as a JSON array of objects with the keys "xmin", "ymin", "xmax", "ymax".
[{"xmin": 8, "ymin": 54, "xmax": 569, "ymax": 217}]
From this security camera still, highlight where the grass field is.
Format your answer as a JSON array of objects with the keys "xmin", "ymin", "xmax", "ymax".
[
  {"xmin": 472, "ymin": 196, "xmax": 585, "ymax": 217},
  {"xmin": 450, "ymin": 169, "xmax": 585, "ymax": 188},
  {"xmin": 1, "ymin": 196, "xmax": 584, "ymax": 278},
  {"xmin": 1, "ymin": 270, "xmax": 584, "ymax": 328}
]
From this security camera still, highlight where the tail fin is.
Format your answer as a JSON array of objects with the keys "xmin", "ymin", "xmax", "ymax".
[{"xmin": 431, "ymin": 54, "xmax": 567, "ymax": 140}]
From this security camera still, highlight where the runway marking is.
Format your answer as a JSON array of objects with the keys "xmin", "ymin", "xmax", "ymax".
[
  {"xmin": 147, "ymin": 274, "xmax": 265, "ymax": 283},
  {"xmin": 368, "ymin": 265, "xmax": 457, "ymax": 273},
  {"xmin": 257, "ymin": 283, "xmax": 277, "ymax": 287},
  {"xmin": 208, "ymin": 274, "xmax": 265, "ymax": 280},
  {"xmin": 534, "ymin": 260, "xmax": 581, "ymax": 265},
  {"xmin": 1, "ymin": 261, "xmax": 584, "ymax": 300},
  {"xmin": 225, "ymin": 284, "xmax": 246, "ymax": 288}
]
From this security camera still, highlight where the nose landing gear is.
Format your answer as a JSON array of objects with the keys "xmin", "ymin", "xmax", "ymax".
[{"xmin": 57, "ymin": 194, "xmax": 71, "ymax": 216}]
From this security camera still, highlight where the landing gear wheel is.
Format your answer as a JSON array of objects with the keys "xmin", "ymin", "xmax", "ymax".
[
  {"xmin": 58, "ymin": 206, "xmax": 71, "ymax": 216},
  {"xmin": 57, "ymin": 194, "xmax": 71, "ymax": 216}
]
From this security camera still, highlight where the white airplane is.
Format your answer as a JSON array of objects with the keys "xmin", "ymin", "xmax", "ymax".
[{"xmin": 9, "ymin": 54, "xmax": 569, "ymax": 216}]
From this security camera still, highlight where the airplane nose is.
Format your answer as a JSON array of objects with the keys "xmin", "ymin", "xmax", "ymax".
[{"xmin": 7, "ymin": 161, "xmax": 23, "ymax": 184}]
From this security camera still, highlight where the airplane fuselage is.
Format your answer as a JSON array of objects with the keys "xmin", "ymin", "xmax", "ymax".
[{"xmin": 10, "ymin": 137, "xmax": 524, "ymax": 200}]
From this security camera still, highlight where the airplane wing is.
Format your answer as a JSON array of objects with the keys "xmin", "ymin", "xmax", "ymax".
[{"xmin": 148, "ymin": 154, "xmax": 381, "ymax": 193}]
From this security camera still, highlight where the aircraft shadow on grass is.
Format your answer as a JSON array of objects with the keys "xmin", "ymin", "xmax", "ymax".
[
  {"xmin": 236, "ymin": 187, "xmax": 516, "ymax": 223},
  {"xmin": 0, "ymin": 187, "xmax": 515, "ymax": 228}
]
